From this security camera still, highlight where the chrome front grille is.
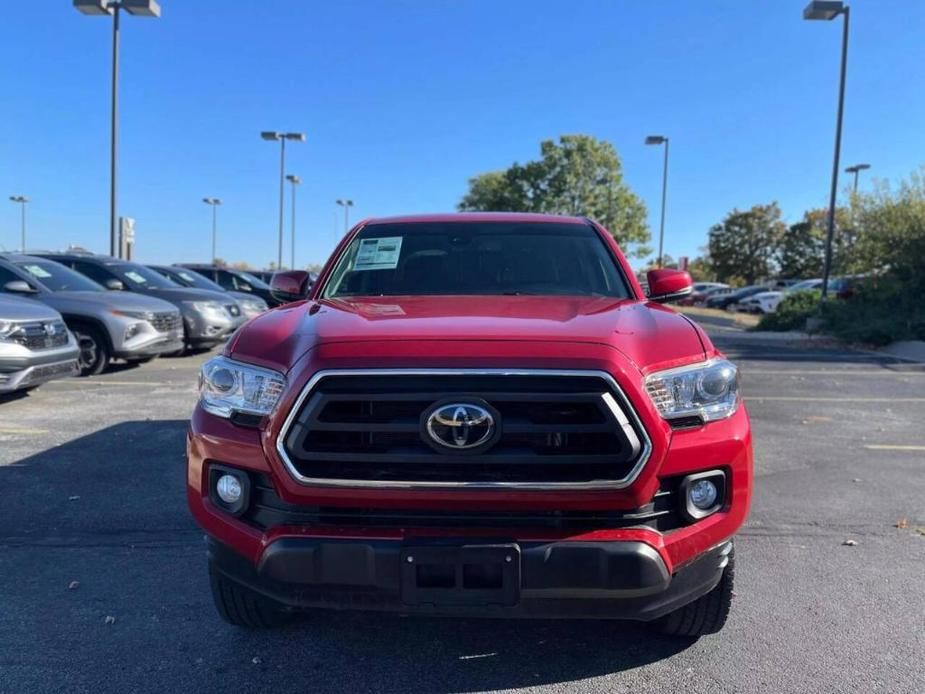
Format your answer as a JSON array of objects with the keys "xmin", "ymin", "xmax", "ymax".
[
  {"xmin": 277, "ymin": 370, "xmax": 651, "ymax": 490},
  {"xmin": 11, "ymin": 321, "xmax": 69, "ymax": 351},
  {"xmin": 150, "ymin": 311, "xmax": 181, "ymax": 333}
]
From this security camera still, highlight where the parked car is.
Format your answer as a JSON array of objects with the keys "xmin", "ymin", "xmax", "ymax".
[
  {"xmin": 0, "ymin": 254, "xmax": 183, "ymax": 375},
  {"xmin": 678, "ymin": 281, "xmax": 729, "ymax": 306},
  {"xmin": 247, "ymin": 270, "xmax": 276, "ymax": 284},
  {"xmin": 147, "ymin": 265, "xmax": 268, "ymax": 319},
  {"xmin": 739, "ymin": 279, "xmax": 823, "ymax": 314},
  {"xmin": 0, "ymin": 295, "xmax": 79, "ymax": 394},
  {"xmin": 189, "ymin": 213, "xmax": 751, "ymax": 637},
  {"xmin": 705, "ymin": 284, "xmax": 769, "ymax": 311},
  {"xmin": 34, "ymin": 253, "xmax": 245, "ymax": 351},
  {"xmin": 177, "ymin": 264, "xmax": 282, "ymax": 308}
]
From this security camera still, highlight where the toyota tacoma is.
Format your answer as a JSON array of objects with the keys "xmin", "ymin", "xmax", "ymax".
[{"xmin": 188, "ymin": 213, "xmax": 752, "ymax": 637}]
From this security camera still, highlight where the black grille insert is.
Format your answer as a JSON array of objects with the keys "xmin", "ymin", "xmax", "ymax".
[
  {"xmin": 11, "ymin": 321, "xmax": 69, "ymax": 351},
  {"xmin": 281, "ymin": 373, "xmax": 647, "ymax": 487},
  {"xmin": 150, "ymin": 312, "xmax": 181, "ymax": 333}
]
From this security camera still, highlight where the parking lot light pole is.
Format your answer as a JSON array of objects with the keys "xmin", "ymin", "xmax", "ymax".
[
  {"xmin": 845, "ymin": 163, "xmax": 870, "ymax": 193},
  {"xmin": 202, "ymin": 198, "xmax": 222, "ymax": 263},
  {"xmin": 286, "ymin": 175, "xmax": 301, "ymax": 268},
  {"xmin": 8, "ymin": 195, "xmax": 29, "ymax": 251},
  {"xmin": 336, "ymin": 199, "xmax": 354, "ymax": 233},
  {"xmin": 73, "ymin": 0, "xmax": 161, "ymax": 258},
  {"xmin": 804, "ymin": 0, "xmax": 850, "ymax": 300},
  {"xmin": 261, "ymin": 132, "xmax": 305, "ymax": 269},
  {"xmin": 644, "ymin": 135, "xmax": 669, "ymax": 268}
]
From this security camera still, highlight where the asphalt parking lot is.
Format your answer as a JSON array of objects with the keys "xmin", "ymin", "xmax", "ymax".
[{"xmin": 1, "ymin": 326, "xmax": 923, "ymax": 694}]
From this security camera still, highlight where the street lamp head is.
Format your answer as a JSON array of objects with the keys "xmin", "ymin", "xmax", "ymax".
[
  {"xmin": 203, "ymin": 197, "xmax": 222, "ymax": 205},
  {"xmin": 336, "ymin": 199, "xmax": 354, "ymax": 207},
  {"xmin": 73, "ymin": 0, "xmax": 112, "ymax": 16},
  {"xmin": 261, "ymin": 131, "xmax": 282, "ymax": 141},
  {"xmin": 9, "ymin": 195, "xmax": 29, "ymax": 203},
  {"xmin": 645, "ymin": 135, "xmax": 667, "ymax": 145},
  {"xmin": 803, "ymin": 1, "xmax": 844, "ymax": 20},
  {"xmin": 284, "ymin": 133, "xmax": 306, "ymax": 142},
  {"xmin": 845, "ymin": 163, "xmax": 870, "ymax": 173},
  {"xmin": 286, "ymin": 175, "xmax": 301, "ymax": 184},
  {"xmin": 122, "ymin": 0, "xmax": 161, "ymax": 17}
]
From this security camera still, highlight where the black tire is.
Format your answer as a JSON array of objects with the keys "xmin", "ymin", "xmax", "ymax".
[
  {"xmin": 209, "ymin": 565, "xmax": 291, "ymax": 629},
  {"xmin": 653, "ymin": 549, "xmax": 734, "ymax": 638},
  {"xmin": 72, "ymin": 325, "xmax": 110, "ymax": 376}
]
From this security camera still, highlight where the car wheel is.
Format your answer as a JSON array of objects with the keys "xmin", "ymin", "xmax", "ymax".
[
  {"xmin": 652, "ymin": 548, "xmax": 734, "ymax": 638},
  {"xmin": 73, "ymin": 325, "xmax": 110, "ymax": 376},
  {"xmin": 209, "ymin": 564, "xmax": 292, "ymax": 629}
]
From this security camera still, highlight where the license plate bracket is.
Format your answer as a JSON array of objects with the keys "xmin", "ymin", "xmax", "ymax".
[{"xmin": 400, "ymin": 544, "xmax": 520, "ymax": 607}]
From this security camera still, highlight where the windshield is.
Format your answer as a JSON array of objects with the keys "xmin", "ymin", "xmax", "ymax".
[
  {"xmin": 236, "ymin": 271, "xmax": 271, "ymax": 290},
  {"xmin": 16, "ymin": 260, "xmax": 104, "ymax": 292},
  {"xmin": 159, "ymin": 267, "xmax": 225, "ymax": 292},
  {"xmin": 787, "ymin": 279, "xmax": 820, "ymax": 292},
  {"xmin": 322, "ymin": 222, "xmax": 630, "ymax": 298},
  {"xmin": 113, "ymin": 263, "xmax": 181, "ymax": 289}
]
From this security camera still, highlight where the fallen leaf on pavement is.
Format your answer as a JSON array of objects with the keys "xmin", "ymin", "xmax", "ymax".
[
  {"xmin": 67, "ymin": 581, "xmax": 79, "ymax": 590},
  {"xmin": 104, "ymin": 615, "xmax": 116, "ymax": 625},
  {"xmin": 895, "ymin": 518, "xmax": 908, "ymax": 529},
  {"xmin": 842, "ymin": 539, "xmax": 858, "ymax": 546}
]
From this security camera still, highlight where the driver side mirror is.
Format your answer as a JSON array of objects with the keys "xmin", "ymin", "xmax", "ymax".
[
  {"xmin": 646, "ymin": 269, "xmax": 693, "ymax": 303},
  {"xmin": 270, "ymin": 270, "xmax": 312, "ymax": 304},
  {"xmin": 104, "ymin": 278, "xmax": 125, "ymax": 291},
  {"xmin": 3, "ymin": 280, "xmax": 37, "ymax": 294}
]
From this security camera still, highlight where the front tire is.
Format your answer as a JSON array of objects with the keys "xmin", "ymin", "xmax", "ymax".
[
  {"xmin": 652, "ymin": 549, "xmax": 734, "ymax": 637},
  {"xmin": 209, "ymin": 565, "xmax": 291, "ymax": 629},
  {"xmin": 73, "ymin": 325, "xmax": 110, "ymax": 376}
]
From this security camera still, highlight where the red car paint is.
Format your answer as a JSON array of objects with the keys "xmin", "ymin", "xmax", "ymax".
[{"xmin": 189, "ymin": 213, "xmax": 752, "ymax": 624}]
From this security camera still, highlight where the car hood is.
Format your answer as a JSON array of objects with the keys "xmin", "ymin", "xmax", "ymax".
[
  {"xmin": 139, "ymin": 287, "xmax": 233, "ymax": 304},
  {"xmin": 0, "ymin": 295, "xmax": 63, "ymax": 322},
  {"xmin": 227, "ymin": 291, "xmax": 262, "ymax": 305},
  {"xmin": 42, "ymin": 290, "xmax": 180, "ymax": 314},
  {"xmin": 229, "ymin": 295, "xmax": 707, "ymax": 374}
]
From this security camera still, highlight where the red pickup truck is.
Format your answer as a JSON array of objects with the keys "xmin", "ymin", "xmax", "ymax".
[{"xmin": 187, "ymin": 213, "xmax": 752, "ymax": 637}]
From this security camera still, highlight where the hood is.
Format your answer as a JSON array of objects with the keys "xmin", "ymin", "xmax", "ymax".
[
  {"xmin": 0, "ymin": 295, "xmax": 63, "ymax": 322},
  {"xmin": 227, "ymin": 291, "xmax": 264, "ymax": 305},
  {"xmin": 138, "ymin": 287, "xmax": 233, "ymax": 305},
  {"xmin": 229, "ymin": 295, "xmax": 706, "ymax": 374},
  {"xmin": 41, "ymin": 290, "xmax": 180, "ymax": 314}
]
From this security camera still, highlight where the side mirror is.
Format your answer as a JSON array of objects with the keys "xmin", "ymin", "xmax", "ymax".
[
  {"xmin": 270, "ymin": 270, "xmax": 312, "ymax": 304},
  {"xmin": 105, "ymin": 278, "xmax": 125, "ymax": 291},
  {"xmin": 646, "ymin": 269, "xmax": 693, "ymax": 303},
  {"xmin": 3, "ymin": 280, "xmax": 37, "ymax": 294}
]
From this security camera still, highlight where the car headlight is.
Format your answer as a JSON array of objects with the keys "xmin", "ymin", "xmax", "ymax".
[
  {"xmin": 198, "ymin": 356, "xmax": 286, "ymax": 418},
  {"xmin": 184, "ymin": 300, "xmax": 227, "ymax": 316},
  {"xmin": 0, "ymin": 320, "xmax": 18, "ymax": 341},
  {"xmin": 109, "ymin": 309, "xmax": 155, "ymax": 321},
  {"xmin": 644, "ymin": 358, "xmax": 740, "ymax": 423},
  {"xmin": 241, "ymin": 298, "xmax": 268, "ymax": 315}
]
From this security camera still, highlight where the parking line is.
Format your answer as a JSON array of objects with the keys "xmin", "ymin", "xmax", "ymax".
[
  {"xmin": 0, "ymin": 427, "xmax": 49, "ymax": 435},
  {"xmin": 744, "ymin": 370, "xmax": 925, "ymax": 376},
  {"xmin": 747, "ymin": 396, "xmax": 925, "ymax": 402},
  {"xmin": 863, "ymin": 444, "xmax": 925, "ymax": 452},
  {"xmin": 46, "ymin": 379, "xmax": 178, "ymax": 387}
]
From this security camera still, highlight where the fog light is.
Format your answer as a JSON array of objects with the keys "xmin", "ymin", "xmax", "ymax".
[
  {"xmin": 689, "ymin": 479, "xmax": 718, "ymax": 509},
  {"xmin": 215, "ymin": 474, "xmax": 242, "ymax": 504}
]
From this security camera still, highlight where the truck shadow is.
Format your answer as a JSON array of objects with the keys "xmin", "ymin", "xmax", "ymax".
[{"xmin": 1, "ymin": 420, "xmax": 697, "ymax": 692}]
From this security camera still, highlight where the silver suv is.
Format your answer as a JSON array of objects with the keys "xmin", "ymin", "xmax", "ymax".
[
  {"xmin": 0, "ymin": 254, "xmax": 184, "ymax": 375},
  {"xmin": 0, "ymin": 295, "xmax": 79, "ymax": 394}
]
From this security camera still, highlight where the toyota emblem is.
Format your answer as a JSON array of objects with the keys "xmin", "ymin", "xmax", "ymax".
[{"xmin": 423, "ymin": 401, "xmax": 498, "ymax": 453}]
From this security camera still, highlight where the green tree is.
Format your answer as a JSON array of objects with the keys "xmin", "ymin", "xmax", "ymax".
[
  {"xmin": 778, "ymin": 210, "xmax": 827, "ymax": 278},
  {"xmin": 459, "ymin": 134, "xmax": 652, "ymax": 257},
  {"xmin": 707, "ymin": 203, "xmax": 786, "ymax": 285},
  {"xmin": 686, "ymin": 255, "xmax": 716, "ymax": 282}
]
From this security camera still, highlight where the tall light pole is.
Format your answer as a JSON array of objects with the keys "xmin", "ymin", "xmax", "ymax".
[
  {"xmin": 9, "ymin": 196, "xmax": 29, "ymax": 251},
  {"xmin": 74, "ymin": 0, "xmax": 161, "ymax": 258},
  {"xmin": 286, "ymin": 175, "xmax": 301, "ymax": 268},
  {"xmin": 336, "ymin": 199, "xmax": 354, "ymax": 234},
  {"xmin": 644, "ymin": 135, "xmax": 670, "ymax": 268},
  {"xmin": 202, "ymin": 197, "xmax": 222, "ymax": 263},
  {"xmin": 804, "ymin": 0, "xmax": 850, "ymax": 300},
  {"xmin": 845, "ymin": 163, "xmax": 870, "ymax": 193},
  {"xmin": 261, "ymin": 131, "xmax": 305, "ymax": 269}
]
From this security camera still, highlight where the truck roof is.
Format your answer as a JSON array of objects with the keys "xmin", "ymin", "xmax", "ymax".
[{"xmin": 362, "ymin": 212, "xmax": 589, "ymax": 226}]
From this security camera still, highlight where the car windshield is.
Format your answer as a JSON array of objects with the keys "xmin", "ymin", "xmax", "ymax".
[
  {"xmin": 787, "ymin": 279, "xmax": 820, "ymax": 292},
  {"xmin": 113, "ymin": 263, "xmax": 180, "ymax": 289},
  {"xmin": 322, "ymin": 222, "xmax": 631, "ymax": 298},
  {"xmin": 235, "ymin": 271, "xmax": 271, "ymax": 290},
  {"xmin": 15, "ymin": 260, "xmax": 104, "ymax": 292},
  {"xmin": 159, "ymin": 267, "xmax": 225, "ymax": 292}
]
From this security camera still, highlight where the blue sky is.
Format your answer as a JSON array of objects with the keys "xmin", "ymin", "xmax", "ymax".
[{"xmin": 1, "ymin": 1, "xmax": 923, "ymax": 270}]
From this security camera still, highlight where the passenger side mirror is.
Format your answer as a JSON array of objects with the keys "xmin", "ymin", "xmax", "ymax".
[
  {"xmin": 646, "ymin": 269, "xmax": 693, "ymax": 303},
  {"xmin": 270, "ymin": 270, "xmax": 312, "ymax": 304},
  {"xmin": 104, "ymin": 278, "xmax": 125, "ymax": 291},
  {"xmin": 3, "ymin": 280, "xmax": 37, "ymax": 294}
]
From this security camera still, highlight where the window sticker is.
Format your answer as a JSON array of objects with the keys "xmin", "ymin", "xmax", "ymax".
[
  {"xmin": 124, "ymin": 271, "xmax": 148, "ymax": 284},
  {"xmin": 22, "ymin": 264, "xmax": 52, "ymax": 279},
  {"xmin": 353, "ymin": 237, "xmax": 403, "ymax": 271}
]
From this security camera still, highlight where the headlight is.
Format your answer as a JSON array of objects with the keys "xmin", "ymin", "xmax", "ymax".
[
  {"xmin": 0, "ymin": 320, "xmax": 18, "ymax": 341},
  {"xmin": 184, "ymin": 300, "xmax": 227, "ymax": 316},
  {"xmin": 241, "ymin": 299, "xmax": 268, "ymax": 315},
  {"xmin": 198, "ymin": 356, "xmax": 286, "ymax": 418},
  {"xmin": 644, "ymin": 358, "xmax": 740, "ymax": 423},
  {"xmin": 109, "ymin": 309, "xmax": 154, "ymax": 321}
]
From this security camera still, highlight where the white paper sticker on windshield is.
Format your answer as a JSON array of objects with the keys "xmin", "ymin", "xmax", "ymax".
[
  {"xmin": 354, "ymin": 237, "xmax": 403, "ymax": 271},
  {"xmin": 22, "ymin": 264, "xmax": 52, "ymax": 279},
  {"xmin": 124, "ymin": 271, "xmax": 148, "ymax": 284}
]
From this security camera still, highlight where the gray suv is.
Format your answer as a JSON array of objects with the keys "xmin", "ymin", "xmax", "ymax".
[
  {"xmin": 0, "ymin": 254, "xmax": 184, "ymax": 375},
  {"xmin": 147, "ymin": 265, "xmax": 268, "ymax": 319},
  {"xmin": 0, "ymin": 295, "xmax": 79, "ymax": 394},
  {"xmin": 35, "ymin": 253, "xmax": 246, "ymax": 351}
]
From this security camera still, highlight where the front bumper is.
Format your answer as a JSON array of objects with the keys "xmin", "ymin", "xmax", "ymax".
[
  {"xmin": 183, "ymin": 310, "xmax": 237, "ymax": 346},
  {"xmin": 0, "ymin": 356, "xmax": 79, "ymax": 393},
  {"xmin": 208, "ymin": 535, "xmax": 731, "ymax": 621},
  {"xmin": 113, "ymin": 331, "xmax": 185, "ymax": 359}
]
